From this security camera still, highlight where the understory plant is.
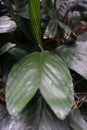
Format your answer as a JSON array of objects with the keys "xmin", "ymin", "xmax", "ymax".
[{"xmin": 0, "ymin": 0, "xmax": 87, "ymax": 130}]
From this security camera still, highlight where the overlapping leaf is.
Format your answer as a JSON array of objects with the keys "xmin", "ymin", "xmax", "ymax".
[
  {"xmin": 56, "ymin": 32, "xmax": 87, "ymax": 79},
  {"xmin": 0, "ymin": 42, "xmax": 16, "ymax": 55},
  {"xmin": 8, "ymin": 94, "xmax": 70, "ymax": 130},
  {"xmin": 44, "ymin": 19, "xmax": 74, "ymax": 39},
  {"xmin": 6, "ymin": 51, "xmax": 74, "ymax": 119},
  {"xmin": 43, "ymin": 1, "xmax": 76, "ymax": 39},
  {"xmin": 8, "ymin": 47, "xmax": 28, "ymax": 59},
  {"xmin": 68, "ymin": 110, "xmax": 87, "ymax": 130}
]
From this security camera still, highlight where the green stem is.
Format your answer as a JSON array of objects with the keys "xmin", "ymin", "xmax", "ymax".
[
  {"xmin": 39, "ymin": 44, "xmax": 44, "ymax": 52},
  {"xmin": 29, "ymin": 0, "xmax": 44, "ymax": 51}
]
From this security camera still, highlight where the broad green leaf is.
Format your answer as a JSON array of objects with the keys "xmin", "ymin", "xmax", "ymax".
[
  {"xmin": 68, "ymin": 110, "xmax": 87, "ymax": 130},
  {"xmin": 56, "ymin": 32, "xmax": 87, "ymax": 79},
  {"xmin": 6, "ymin": 51, "xmax": 74, "ymax": 119},
  {"xmin": 6, "ymin": 52, "xmax": 40, "ymax": 115},
  {"xmin": 8, "ymin": 94, "xmax": 70, "ymax": 130},
  {"xmin": 29, "ymin": 0, "xmax": 42, "ymax": 46},
  {"xmin": 0, "ymin": 42, "xmax": 16, "ymax": 55},
  {"xmin": 0, "ymin": 16, "xmax": 17, "ymax": 33},
  {"xmin": 39, "ymin": 52, "xmax": 74, "ymax": 119}
]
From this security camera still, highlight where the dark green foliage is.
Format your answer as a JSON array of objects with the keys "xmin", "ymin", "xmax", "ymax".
[
  {"xmin": 56, "ymin": 32, "xmax": 87, "ymax": 79},
  {"xmin": 0, "ymin": 0, "xmax": 87, "ymax": 130},
  {"xmin": 6, "ymin": 51, "xmax": 74, "ymax": 119}
]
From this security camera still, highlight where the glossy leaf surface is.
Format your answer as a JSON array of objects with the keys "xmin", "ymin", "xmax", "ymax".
[
  {"xmin": 8, "ymin": 94, "xmax": 70, "ymax": 130},
  {"xmin": 8, "ymin": 47, "xmax": 28, "ymax": 59},
  {"xmin": 56, "ymin": 32, "xmax": 87, "ymax": 79},
  {"xmin": 0, "ymin": 42, "xmax": 16, "ymax": 55},
  {"xmin": 44, "ymin": 19, "xmax": 76, "ymax": 39},
  {"xmin": 0, "ymin": 104, "xmax": 10, "ymax": 130},
  {"xmin": 44, "ymin": 20, "xmax": 58, "ymax": 38},
  {"xmin": 0, "ymin": 16, "xmax": 17, "ymax": 33},
  {"xmin": 6, "ymin": 51, "xmax": 74, "ymax": 119},
  {"xmin": 43, "ymin": 0, "xmax": 75, "ymax": 39},
  {"xmin": 68, "ymin": 110, "xmax": 87, "ymax": 130}
]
